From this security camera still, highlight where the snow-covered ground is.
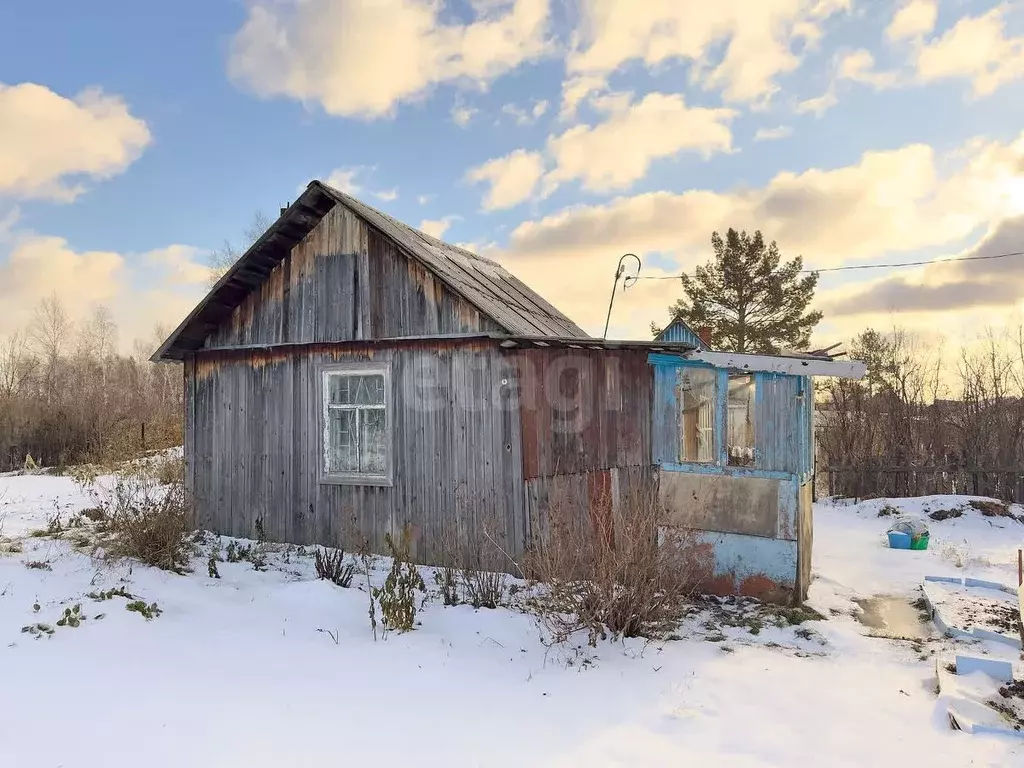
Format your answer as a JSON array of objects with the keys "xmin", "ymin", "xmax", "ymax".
[{"xmin": 2, "ymin": 476, "xmax": 1024, "ymax": 767}]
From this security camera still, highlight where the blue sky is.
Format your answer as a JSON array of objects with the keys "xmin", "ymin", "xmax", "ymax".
[{"xmin": 1, "ymin": 0, "xmax": 1023, "ymax": 347}]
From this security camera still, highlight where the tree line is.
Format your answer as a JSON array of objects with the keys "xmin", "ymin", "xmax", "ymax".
[{"xmin": 0, "ymin": 296, "xmax": 182, "ymax": 472}]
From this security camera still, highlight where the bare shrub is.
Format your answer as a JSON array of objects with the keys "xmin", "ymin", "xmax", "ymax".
[
  {"xmin": 89, "ymin": 469, "xmax": 194, "ymax": 573},
  {"xmin": 434, "ymin": 514, "xmax": 509, "ymax": 609},
  {"xmin": 463, "ymin": 569, "xmax": 506, "ymax": 610},
  {"xmin": 148, "ymin": 454, "xmax": 185, "ymax": 487},
  {"xmin": 315, "ymin": 546, "xmax": 355, "ymax": 588},
  {"xmin": 523, "ymin": 486, "xmax": 705, "ymax": 646}
]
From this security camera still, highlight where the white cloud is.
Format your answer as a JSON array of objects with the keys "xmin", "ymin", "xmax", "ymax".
[
  {"xmin": 887, "ymin": 0, "xmax": 938, "ymax": 42},
  {"xmin": 502, "ymin": 99, "xmax": 549, "ymax": 125},
  {"xmin": 228, "ymin": 0, "xmax": 552, "ymax": 119},
  {"xmin": 0, "ymin": 235, "xmax": 124, "ymax": 317},
  {"xmin": 819, "ymin": 215, "xmax": 1024, "ymax": 320},
  {"xmin": 567, "ymin": 0, "xmax": 852, "ymax": 105},
  {"xmin": 418, "ymin": 216, "xmax": 460, "ymax": 239},
  {"xmin": 544, "ymin": 92, "xmax": 736, "ymax": 193},
  {"xmin": 451, "ymin": 103, "xmax": 478, "ymax": 127},
  {"xmin": 0, "ymin": 226, "xmax": 211, "ymax": 348},
  {"xmin": 755, "ymin": 125, "xmax": 793, "ymax": 141},
  {"xmin": 558, "ymin": 74, "xmax": 607, "ymax": 120},
  {"xmin": 914, "ymin": 6, "xmax": 1024, "ymax": 96},
  {"xmin": 146, "ymin": 245, "xmax": 214, "ymax": 287},
  {"xmin": 0, "ymin": 82, "xmax": 151, "ymax": 202},
  {"xmin": 417, "ymin": 194, "xmax": 434, "ymax": 205},
  {"xmin": 323, "ymin": 166, "xmax": 396, "ymax": 201},
  {"xmin": 493, "ymin": 132, "xmax": 1024, "ymax": 336},
  {"xmin": 465, "ymin": 149, "xmax": 545, "ymax": 210},
  {"xmin": 837, "ymin": 49, "xmax": 899, "ymax": 89},
  {"xmin": 325, "ymin": 167, "xmax": 364, "ymax": 195},
  {"xmin": 794, "ymin": 88, "xmax": 837, "ymax": 116}
]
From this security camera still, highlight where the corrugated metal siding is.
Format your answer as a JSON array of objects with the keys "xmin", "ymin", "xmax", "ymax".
[
  {"xmin": 191, "ymin": 342, "xmax": 527, "ymax": 565},
  {"xmin": 206, "ymin": 206, "xmax": 502, "ymax": 349},
  {"xmin": 513, "ymin": 349, "xmax": 652, "ymax": 479}
]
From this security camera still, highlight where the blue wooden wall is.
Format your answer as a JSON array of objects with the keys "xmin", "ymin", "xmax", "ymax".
[
  {"xmin": 649, "ymin": 353, "xmax": 811, "ymax": 479},
  {"xmin": 649, "ymin": 353, "xmax": 814, "ymax": 601}
]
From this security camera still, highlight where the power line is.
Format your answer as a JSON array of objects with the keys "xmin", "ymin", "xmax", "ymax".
[{"xmin": 628, "ymin": 249, "xmax": 1024, "ymax": 281}]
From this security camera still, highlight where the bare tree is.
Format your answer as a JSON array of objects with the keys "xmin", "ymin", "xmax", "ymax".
[{"xmin": 208, "ymin": 210, "xmax": 272, "ymax": 284}]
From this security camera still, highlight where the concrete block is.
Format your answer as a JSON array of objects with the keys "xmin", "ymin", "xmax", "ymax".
[{"xmin": 955, "ymin": 655, "xmax": 1014, "ymax": 682}]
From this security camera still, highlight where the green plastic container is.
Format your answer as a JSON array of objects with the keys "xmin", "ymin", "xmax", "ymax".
[{"xmin": 910, "ymin": 533, "xmax": 930, "ymax": 551}]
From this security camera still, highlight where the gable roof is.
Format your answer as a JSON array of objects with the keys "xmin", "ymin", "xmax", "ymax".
[
  {"xmin": 654, "ymin": 318, "xmax": 712, "ymax": 350},
  {"xmin": 153, "ymin": 180, "xmax": 587, "ymax": 361}
]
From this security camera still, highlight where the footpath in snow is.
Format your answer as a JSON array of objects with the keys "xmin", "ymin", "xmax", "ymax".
[{"xmin": 2, "ymin": 474, "xmax": 1024, "ymax": 767}]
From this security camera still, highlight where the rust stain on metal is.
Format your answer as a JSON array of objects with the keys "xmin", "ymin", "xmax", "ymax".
[{"xmin": 737, "ymin": 574, "xmax": 780, "ymax": 599}]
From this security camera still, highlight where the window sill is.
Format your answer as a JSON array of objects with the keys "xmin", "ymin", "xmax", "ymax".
[{"xmin": 319, "ymin": 474, "xmax": 393, "ymax": 487}]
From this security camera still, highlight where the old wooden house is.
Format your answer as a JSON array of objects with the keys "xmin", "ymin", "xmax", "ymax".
[{"xmin": 155, "ymin": 181, "xmax": 864, "ymax": 603}]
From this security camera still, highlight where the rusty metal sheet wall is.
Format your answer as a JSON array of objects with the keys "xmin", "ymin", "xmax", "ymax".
[
  {"xmin": 190, "ymin": 341, "xmax": 527, "ymax": 565},
  {"xmin": 524, "ymin": 464, "xmax": 660, "ymax": 549},
  {"xmin": 206, "ymin": 206, "xmax": 502, "ymax": 349},
  {"xmin": 513, "ymin": 349, "xmax": 652, "ymax": 480}
]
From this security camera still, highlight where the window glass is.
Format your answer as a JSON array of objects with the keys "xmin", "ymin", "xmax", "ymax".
[
  {"xmin": 727, "ymin": 373, "xmax": 756, "ymax": 466},
  {"xmin": 677, "ymin": 367, "xmax": 717, "ymax": 463},
  {"xmin": 323, "ymin": 370, "xmax": 388, "ymax": 479}
]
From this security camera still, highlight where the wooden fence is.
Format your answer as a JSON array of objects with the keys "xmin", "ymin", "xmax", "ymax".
[{"xmin": 821, "ymin": 466, "xmax": 1024, "ymax": 504}]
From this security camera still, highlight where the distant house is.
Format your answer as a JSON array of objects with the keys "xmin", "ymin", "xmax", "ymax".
[{"xmin": 155, "ymin": 181, "xmax": 864, "ymax": 604}]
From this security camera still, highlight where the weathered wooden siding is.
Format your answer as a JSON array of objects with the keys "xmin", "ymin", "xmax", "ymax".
[
  {"xmin": 189, "ymin": 340, "xmax": 526, "ymax": 565},
  {"xmin": 206, "ymin": 205, "xmax": 502, "ymax": 348},
  {"xmin": 513, "ymin": 349, "xmax": 652, "ymax": 479}
]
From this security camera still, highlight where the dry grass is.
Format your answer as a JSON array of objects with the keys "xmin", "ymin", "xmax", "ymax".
[
  {"xmin": 523, "ymin": 487, "xmax": 707, "ymax": 646},
  {"xmin": 92, "ymin": 468, "xmax": 194, "ymax": 573}
]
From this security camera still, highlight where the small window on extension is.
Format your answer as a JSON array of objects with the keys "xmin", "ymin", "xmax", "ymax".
[
  {"xmin": 677, "ymin": 367, "xmax": 717, "ymax": 463},
  {"xmin": 727, "ymin": 373, "xmax": 755, "ymax": 466}
]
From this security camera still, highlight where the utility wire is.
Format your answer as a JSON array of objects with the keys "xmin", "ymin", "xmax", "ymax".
[{"xmin": 628, "ymin": 249, "xmax": 1024, "ymax": 281}]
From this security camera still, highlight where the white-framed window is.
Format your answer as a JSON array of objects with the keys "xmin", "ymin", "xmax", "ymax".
[
  {"xmin": 677, "ymin": 367, "xmax": 717, "ymax": 463},
  {"xmin": 321, "ymin": 365, "xmax": 391, "ymax": 484}
]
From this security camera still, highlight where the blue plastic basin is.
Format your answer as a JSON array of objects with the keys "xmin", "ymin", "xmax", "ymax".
[{"xmin": 887, "ymin": 531, "xmax": 912, "ymax": 549}]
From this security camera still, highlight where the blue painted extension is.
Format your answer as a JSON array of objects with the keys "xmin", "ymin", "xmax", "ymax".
[{"xmin": 698, "ymin": 531, "xmax": 798, "ymax": 594}]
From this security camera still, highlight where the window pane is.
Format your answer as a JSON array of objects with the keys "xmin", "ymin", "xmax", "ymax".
[
  {"xmin": 727, "ymin": 374, "xmax": 756, "ymax": 467},
  {"xmin": 327, "ymin": 374, "xmax": 385, "ymax": 406},
  {"xmin": 677, "ymin": 368, "xmax": 716, "ymax": 463},
  {"xmin": 326, "ymin": 409, "xmax": 358, "ymax": 473},
  {"xmin": 359, "ymin": 408, "xmax": 387, "ymax": 474}
]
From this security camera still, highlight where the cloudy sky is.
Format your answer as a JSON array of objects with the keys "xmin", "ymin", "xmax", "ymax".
[{"xmin": 1, "ymin": 0, "xmax": 1023, "ymax": 349}]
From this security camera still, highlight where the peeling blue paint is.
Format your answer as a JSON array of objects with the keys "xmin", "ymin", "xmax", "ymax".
[
  {"xmin": 698, "ymin": 531, "xmax": 798, "ymax": 590},
  {"xmin": 648, "ymin": 352, "xmax": 813, "ymax": 600}
]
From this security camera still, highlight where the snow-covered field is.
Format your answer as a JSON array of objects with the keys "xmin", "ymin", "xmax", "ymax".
[{"xmin": 2, "ymin": 476, "xmax": 1024, "ymax": 767}]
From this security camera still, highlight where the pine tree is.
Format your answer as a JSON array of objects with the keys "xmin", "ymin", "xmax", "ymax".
[{"xmin": 666, "ymin": 229, "xmax": 822, "ymax": 353}]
